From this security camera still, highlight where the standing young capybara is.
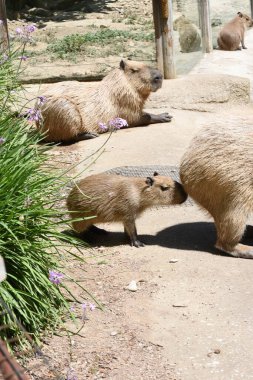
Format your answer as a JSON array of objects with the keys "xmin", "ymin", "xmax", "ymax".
[
  {"xmin": 180, "ymin": 123, "xmax": 253, "ymax": 259},
  {"xmin": 67, "ymin": 172, "xmax": 187, "ymax": 247},
  {"xmin": 217, "ymin": 12, "xmax": 253, "ymax": 51},
  {"xmin": 37, "ymin": 60, "xmax": 172, "ymax": 143}
]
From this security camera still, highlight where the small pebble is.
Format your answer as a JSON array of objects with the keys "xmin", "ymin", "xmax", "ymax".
[
  {"xmin": 110, "ymin": 331, "xmax": 118, "ymax": 336},
  {"xmin": 127, "ymin": 280, "xmax": 138, "ymax": 292},
  {"xmin": 169, "ymin": 259, "xmax": 178, "ymax": 263}
]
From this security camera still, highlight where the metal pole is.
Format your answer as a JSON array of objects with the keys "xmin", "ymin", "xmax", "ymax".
[
  {"xmin": 160, "ymin": 0, "xmax": 176, "ymax": 79},
  {"xmin": 0, "ymin": 0, "xmax": 9, "ymax": 52},
  {"xmin": 198, "ymin": 0, "xmax": 213, "ymax": 53}
]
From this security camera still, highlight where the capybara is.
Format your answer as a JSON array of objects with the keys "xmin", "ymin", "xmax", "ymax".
[
  {"xmin": 67, "ymin": 172, "xmax": 187, "ymax": 247},
  {"xmin": 173, "ymin": 15, "xmax": 201, "ymax": 53},
  {"xmin": 180, "ymin": 123, "xmax": 253, "ymax": 259},
  {"xmin": 217, "ymin": 12, "xmax": 253, "ymax": 51},
  {"xmin": 37, "ymin": 60, "xmax": 172, "ymax": 143}
]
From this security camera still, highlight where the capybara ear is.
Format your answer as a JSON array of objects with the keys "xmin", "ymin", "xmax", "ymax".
[
  {"xmin": 146, "ymin": 177, "xmax": 154, "ymax": 187},
  {"xmin": 237, "ymin": 11, "xmax": 243, "ymax": 17},
  {"xmin": 120, "ymin": 59, "xmax": 126, "ymax": 70},
  {"xmin": 153, "ymin": 171, "xmax": 159, "ymax": 176}
]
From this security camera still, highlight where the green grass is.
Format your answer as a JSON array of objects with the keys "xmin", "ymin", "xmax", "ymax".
[
  {"xmin": 47, "ymin": 29, "xmax": 154, "ymax": 59},
  {"xmin": 0, "ymin": 49, "xmax": 90, "ymax": 347}
]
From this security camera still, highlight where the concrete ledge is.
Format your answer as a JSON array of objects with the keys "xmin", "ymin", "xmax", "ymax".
[{"xmin": 147, "ymin": 74, "xmax": 250, "ymax": 112}]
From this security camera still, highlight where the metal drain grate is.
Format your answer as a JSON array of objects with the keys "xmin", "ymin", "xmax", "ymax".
[{"xmin": 106, "ymin": 165, "xmax": 193, "ymax": 206}]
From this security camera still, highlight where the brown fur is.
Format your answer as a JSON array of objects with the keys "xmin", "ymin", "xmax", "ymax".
[
  {"xmin": 180, "ymin": 123, "xmax": 253, "ymax": 259},
  {"xmin": 37, "ymin": 60, "xmax": 171, "ymax": 143},
  {"xmin": 67, "ymin": 172, "xmax": 187, "ymax": 247},
  {"xmin": 217, "ymin": 12, "xmax": 253, "ymax": 51},
  {"xmin": 173, "ymin": 15, "xmax": 201, "ymax": 53}
]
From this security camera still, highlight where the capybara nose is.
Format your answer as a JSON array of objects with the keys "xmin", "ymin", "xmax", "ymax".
[
  {"xmin": 175, "ymin": 181, "xmax": 188, "ymax": 203},
  {"xmin": 154, "ymin": 73, "xmax": 163, "ymax": 81}
]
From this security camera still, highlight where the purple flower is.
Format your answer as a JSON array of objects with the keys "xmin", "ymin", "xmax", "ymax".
[
  {"xmin": 37, "ymin": 96, "xmax": 47, "ymax": 106},
  {"xmin": 19, "ymin": 55, "xmax": 28, "ymax": 61},
  {"xmin": 109, "ymin": 117, "xmax": 128, "ymax": 130},
  {"xmin": 0, "ymin": 54, "xmax": 8, "ymax": 65},
  {"xmin": 81, "ymin": 303, "xmax": 88, "ymax": 321},
  {"xmin": 66, "ymin": 368, "xmax": 78, "ymax": 380},
  {"xmin": 25, "ymin": 24, "xmax": 36, "ymax": 33},
  {"xmin": 89, "ymin": 303, "xmax": 96, "ymax": 311},
  {"xmin": 15, "ymin": 27, "xmax": 23, "ymax": 35},
  {"xmin": 49, "ymin": 270, "xmax": 64, "ymax": 285},
  {"xmin": 25, "ymin": 108, "xmax": 42, "ymax": 122},
  {"xmin": 0, "ymin": 137, "xmax": 5, "ymax": 145},
  {"xmin": 98, "ymin": 122, "xmax": 108, "ymax": 131}
]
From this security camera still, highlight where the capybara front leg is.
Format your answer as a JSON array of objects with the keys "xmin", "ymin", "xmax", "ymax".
[
  {"xmin": 241, "ymin": 36, "xmax": 247, "ymax": 49},
  {"xmin": 136, "ymin": 112, "xmax": 173, "ymax": 126},
  {"xmin": 124, "ymin": 220, "xmax": 145, "ymax": 248},
  {"xmin": 215, "ymin": 214, "xmax": 253, "ymax": 259}
]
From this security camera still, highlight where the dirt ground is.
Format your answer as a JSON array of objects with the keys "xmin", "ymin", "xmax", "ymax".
[{"xmin": 12, "ymin": 3, "xmax": 253, "ymax": 380}]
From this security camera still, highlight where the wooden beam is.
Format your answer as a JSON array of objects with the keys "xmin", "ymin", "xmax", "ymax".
[
  {"xmin": 160, "ymin": 0, "xmax": 176, "ymax": 79},
  {"xmin": 0, "ymin": 0, "xmax": 9, "ymax": 52},
  {"xmin": 198, "ymin": 0, "xmax": 213, "ymax": 53},
  {"xmin": 152, "ymin": 0, "xmax": 164, "ymax": 74},
  {"xmin": 251, "ymin": 0, "xmax": 253, "ymax": 19}
]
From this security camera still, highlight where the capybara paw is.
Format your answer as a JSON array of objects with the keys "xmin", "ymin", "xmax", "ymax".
[
  {"xmin": 158, "ymin": 113, "xmax": 173, "ymax": 123},
  {"xmin": 242, "ymin": 46, "xmax": 247, "ymax": 49},
  {"xmin": 216, "ymin": 242, "xmax": 253, "ymax": 259},
  {"xmin": 131, "ymin": 239, "xmax": 145, "ymax": 248}
]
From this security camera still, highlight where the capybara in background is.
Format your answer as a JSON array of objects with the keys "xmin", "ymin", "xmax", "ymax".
[
  {"xmin": 217, "ymin": 12, "xmax": 253, "ymax": 51},
  {"xmin": 173, "ymin": 15, "xmax": 201, "ymax": 53},
  {"xmin": 180, "ymin": 123, "xmax": 253, "ymax": 259},
  {"xmin": 38, "ymin": 60, "xmax": 172, "ymax": 143},
  {"xmin": 67, "ymin": 172, "xmax": 187, "ymax": 247}
]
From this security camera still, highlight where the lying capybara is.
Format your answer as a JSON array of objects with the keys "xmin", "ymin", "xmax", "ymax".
[
  {"xmin": 37, "ymin": 60, "xmax": 172, "ymax": 143},
  {"xmin": 173, "ymin": 15, "xmax": 201, "ymax": 53},
  {"xmin": 180, "ymin": 123, "xmax": 253, "ymax": 259},
  {"xmin": 217, "ymin": 12, "xmax": 253, "ymax": 50},
  {"xmin": 67, "ymin": 172, "xmax": 187, "ymax": 247}
]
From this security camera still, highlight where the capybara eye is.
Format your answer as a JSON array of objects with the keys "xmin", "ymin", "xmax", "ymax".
[
  {"xmin": 131, "ymin": 68, "xmax": 139, "ymax": 73},
  {"xmin": 160, "ymin": 185, "xmax": 169, "ymax": 191}
]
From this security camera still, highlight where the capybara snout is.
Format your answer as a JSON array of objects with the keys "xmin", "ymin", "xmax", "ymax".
[
  {"xmin": 150, "ymin": 68, "xmax": 163, "ymax": 91},
  {"xmin": 174, "ymin": 181, "xmax": 188, "ymax": 204}
]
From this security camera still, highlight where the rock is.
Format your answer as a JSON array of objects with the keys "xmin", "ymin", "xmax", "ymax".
[
  {"xmin": 28, "ymin": 7, "xmax": 51, "ymax": 17},
  {"xmin": 110, "ymin": 331, "xmax": 118, "ymax": 336},
  {"xmin": 211, "ymin": 17, "xmax": 222, "ymax": 27},
  {"xmin": 127, "ymin": 280, "xmax": 138, "ymax": 292},
  {"xmin": 169, "ymin": 259, "xmax": 178, "ymax": 263}
]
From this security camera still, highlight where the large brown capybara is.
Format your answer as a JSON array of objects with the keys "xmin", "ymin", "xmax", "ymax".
[
  {"xmin": 180, "ymin": 123, "xmax": 253, "ymax": 259},
  {"xmin": 217, "ymin": 12, "xmax": 253, "ymax": 51},
  {"xmin": 37, "ymin": 60, "xmax": 172, "ymax": 143},
  {"xmin": 67, "ymin": 172, "xmax": 187, "ymax": 247}
]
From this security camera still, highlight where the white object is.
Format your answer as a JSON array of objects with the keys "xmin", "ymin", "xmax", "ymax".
[
  {"xmin": 0, "ymin": 256, "xmax": 6, "ymax": 282},
  {"xmin": 127, "ymin": 280, "xmax": 138, "ymax": 292}
]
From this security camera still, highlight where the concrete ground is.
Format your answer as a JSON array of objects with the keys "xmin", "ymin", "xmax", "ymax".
[{"xmin": 27, "ymin": 28, "xmax": 253, "ymax": 380}]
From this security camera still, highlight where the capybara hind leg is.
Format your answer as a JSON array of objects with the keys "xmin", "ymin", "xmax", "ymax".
[
  {"xmin": 72, "ymin": 219, "xmax": 92, "ymax": 234},
  {"xmin": 76, "ymin": 132, "xmax": 99, "ymax": 141},
  {"xmin": 124, "ymin": 221, "xmax": 144, "ymax": 248},
  {"xmin": 215, "ymin": 214, "xmax": 253, "ymax": 259}
]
